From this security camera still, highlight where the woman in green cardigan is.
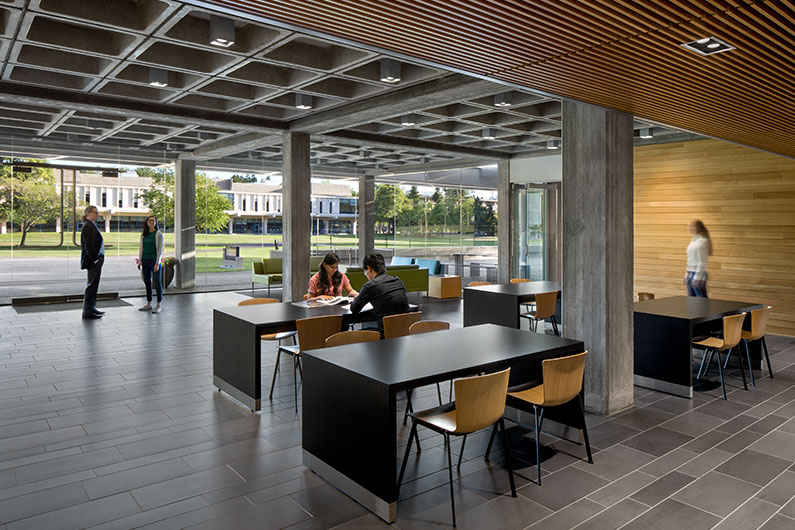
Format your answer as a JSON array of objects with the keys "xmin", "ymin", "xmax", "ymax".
[{"xmin": 137, "ymin": 216, "xmax": 164, "ymax": 313}]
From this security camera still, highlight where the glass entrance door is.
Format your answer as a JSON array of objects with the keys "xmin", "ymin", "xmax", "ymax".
[{"xmin": 512, "ymin": 183, "xmax": 560, "ymax": 281}]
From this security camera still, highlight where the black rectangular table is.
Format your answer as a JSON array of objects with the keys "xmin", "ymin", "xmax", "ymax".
[
  {"xmin": 302, "ymin": 324, "xmax": 584, "ymax": 522},
  {"xmin": 634, "ymin": 296, "xmax": 763, "ymax": 398},
  {"xmin": 463, "ymin": 281, "xmax": 561, "ymax": 328},
  {"xmin": 214, "ymin": 302, "xmax": 362, "ymax": 411}
]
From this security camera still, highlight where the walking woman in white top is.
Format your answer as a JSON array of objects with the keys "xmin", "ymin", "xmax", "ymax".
[{"xmin": 685, "ymin": 219, "xmax": 712, "ymax": 297}]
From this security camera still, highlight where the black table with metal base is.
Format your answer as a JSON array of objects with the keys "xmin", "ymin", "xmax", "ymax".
[
  {"xmin": 634, "ymin": 296, "xmax": 763, "ymax": 398},
  {"xmin": 301, "ymin": 324, "xmax": 584, "ymax": 522},
  {"xmin": 463, "ymin": 281, "xmax": 561, "ymax": 329}
]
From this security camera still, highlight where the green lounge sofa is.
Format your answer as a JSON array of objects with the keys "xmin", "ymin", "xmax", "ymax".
[
  {"xmin": 345, "ymin": 264, "xmax": 429, "ymax": 294},
  {"xmin": 251, "ymin": 256, "xmax": 324, "ymax": 295}
]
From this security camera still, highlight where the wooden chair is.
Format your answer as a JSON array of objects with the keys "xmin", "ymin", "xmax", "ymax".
[
  {"xmin": 520, "ymin": 291, "xmax": 559, "ymax": 336},
  {"xmin": 741, "ymin": 306, "xmax": 773, "ymax": 383},
  {"xmin": 468, "ymin": 281, "xmax": 491, "ymax": 287},
  {"xmin": 383, "ymin": 312, "xmax": 423, "ymax": 426},
  {"xmin": 637, "ymin": 292, "xmax": 655, "ymax": 301},
  {"xmin": 510, "ymin": 278, "xmax": 531, "ymax": 284},
  {"xmin": 383, "ymin": 311, "xmax": 422, "ymax": 340},
  {"xmin": 693, "ymin": 312, "xmax": 747, "ymax": 400},
  {"xmin": 494, "ymin": 352, "xmax": 592, "ymax": 485},
  {"xmin": 325, "ymin": 330, "xmax": 380, "ymax": 348},
  {"xmin": 237, "ymin": 298, "xmax": 298, "ymax": 381},
  {"xmin": 409, "ymin": 321, "xmax": 451, "ymax": 404},
  {"xmin": 277, "ymin": 314, "xmax": 343, "ymax": 408},
  {"xmin": 397, "ymin": 369, "xmax": 516, "ymax": 528}
]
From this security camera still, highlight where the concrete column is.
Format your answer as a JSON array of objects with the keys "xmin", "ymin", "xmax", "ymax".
[
  {"xmin": 55, "ymin": 216, "xmax": 62, "ymax": 234},
  {"xmin": 497, "ymin": 160, "xmax": 511, "ymax": 284},
  {"xmin": 282, "ymin": 132, "xmax": 311, "ymax": 302},
  {"xmin": 228, "ymin": 218, "xmax": 233, "ymax": 235},
  {"xmin": 263, "ymin": 218, "xmax": 268, "ymax": 234},
  {"xmin": 562, "ymin": 101, "xmax": 634, "ymax": 416},
  {"xmin": 175, "ymin": 159, "xmax": 196, "ymax": 289},
  {"xmin": 0, "ymin": 219, "xmax": 6, "ymax": 234},
  {"xmin": 358, "ymin": 174, "xmax": 375, "ymax": 261},
  {"xmin": 104, "ymin": 214, "xmax": 112, "ymax": 233}
]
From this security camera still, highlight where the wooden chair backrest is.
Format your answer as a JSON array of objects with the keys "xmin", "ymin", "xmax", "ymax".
[
  {"xmin": 295, "ymin": 314, "xmax": 343, "ymax": 352},
  {"xmin": 409, "ymin": 321, "xmax": 450, "ymax": 335},
  {"xmin": 325, "ymin": 330, "xmax": 381, "ymax": 348},
  {"xmin": 468, "ymin": 281, "xmax": 491, "ymax": 287},
  {"xmin": 453, "ymin": 368, "xmax": 510, "ymax": 434},
  {"xmin": 238, "ymin": 298, "xmax": 279, "ymax": 306},
  {"xmin": 748, "ymin": 306, "xmax": 771, "ymax": 341},
  {"xmin": 637, "ymin": 292, "xmax": 655, "ymax": 301},
  {"xmin": 721, "ymin": 313, "xmax": 746, "ymax": 350},
  {"xmin": 542, "ymin": 351, "xmax": 588, "ymax": 407},
  {"xmin": 383, "ymin": 312, "xmax": 422, "ymax": 339},
  {"xmin": 533, "ymin": 291, "xmax": 558, "ymax": 320},
  {"xmin": 510, "ymin": 278, "xmax": 531, "ymax": 284}
]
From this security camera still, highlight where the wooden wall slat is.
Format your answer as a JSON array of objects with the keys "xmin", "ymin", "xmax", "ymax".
[{"xmin": 634, "ymin": 139, "xmax": 795, "ymax": 336}]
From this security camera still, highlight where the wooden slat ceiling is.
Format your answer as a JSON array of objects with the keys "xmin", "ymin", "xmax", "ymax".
[{"xmin": 202, "ymin": 0, "xmax": 795, "ymax": 159}]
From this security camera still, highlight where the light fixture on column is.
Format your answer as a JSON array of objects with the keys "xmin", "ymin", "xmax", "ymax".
[
  {"xmin": 210, "ymin": 15, "xmax": 235, "ymax": 47},
  {"xmin": 148, "ymin": 68, "xmax": 168, "ymax": 87},
  {"xmin": 639, "ymin": 127, "xmax": 653, "ymax": 139},
  {"xmin": 295, "ymin": 93, "xmax": 313, "ymax": 110},
  {"xmin": 482, "ymin": 128, "xmax": 496, "ymax": 140},
  {"xmin": 494, "ymin": 92, "xmax": 512, "ymax": 107},
  {"xmin": 380, "ymin": 58, "xmax": 401, "ymax": 83},
  {"xmin": 400, "ymin": 114, "xmax": 416, "ymax": 127},
  {"xmin": 546, "ymin": 139, "xmax": 560, "ymax": 149}
]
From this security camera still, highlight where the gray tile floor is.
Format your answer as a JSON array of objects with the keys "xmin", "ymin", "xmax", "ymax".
[{"xmin": 1, "ymin": 292, "xmax": 795, "ymax": 529}]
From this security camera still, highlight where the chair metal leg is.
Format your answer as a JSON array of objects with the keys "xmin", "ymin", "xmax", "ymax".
[
  {"xmin": 268, "ymin": 349, "xmax": 282, "ymax": 400},
  {"xmin": 484, "ymin": 422, "xmax": 499, "ymax": 461},
  {"xmin": 457, "ymin": 434, "xmax": 467, "ymax": 471},
  {"xmin": 449, "ymin": 380, "xmax": 454, "ymax": 402},
  {"xmin": 762, "ymin": 337, "xmax": 773, "ymax": 378},
  {"xmin": 734, "ymin": 346, "xmax": 748, "ymax": 390},
  {"xmin": 396, "ymin": 420, "xmax": 417, "ymax": 494},
  {"xmin": 579, "ymin": 395, "xmax": 594, "ymax": 463},
  {"xmin": 403, "ymin": 389, "xmax": 413, "ymax": 425},
  {"xmin": 743, "ymin": 339, "xmax": 756, "ymax": 386},
  {"xmin": 715, "ymin": 350, "xmax": 727, "ymax": 400},
  {"xmin": 293, "ymin": 356, "xmax": 298, "ymax": 409},
  {"xmin": 436, "ymin": 383, "xmax": 443, "ymax": 406},
  {"xmin": 445, "ymin": 433, "xmax": 457, "ymax": 528},
  {"xmin": 696, "ymin": 348, "xmax": 709, "ymax": 380},
  {"xmin": 551, "ymin": 315, "xmax": 560, "ymax": 337},
  {"xmin": 533, "ymin": 405, "xmax": 542, "ymax": 485},
  {"xmin": 499, "ymin": 418, "xmax": 517, "ymax": 497}
]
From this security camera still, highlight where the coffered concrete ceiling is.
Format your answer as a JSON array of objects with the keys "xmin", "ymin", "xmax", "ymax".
[{"xmin": 0, "ymin": 0, "xmax": 690, "ymax": 178}]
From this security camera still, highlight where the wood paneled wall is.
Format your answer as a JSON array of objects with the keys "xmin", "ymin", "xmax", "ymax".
[{"xmin": 634, "ymin": 139, "xmax": 795, "ymax": 337}]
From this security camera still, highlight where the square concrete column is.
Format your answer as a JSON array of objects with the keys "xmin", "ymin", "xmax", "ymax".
[
  {"xmin": 562, "ymin": 101, "xmax": 634, "ymax": 416},
  {"xmin": 358, "ymin": 174, "xmax": 375, "ymax": 262},
  {"xmin": 497, "ymin": 160, "xmax": 511, "ymax": 284},
  {"xmin": 175, "ymin": 159, "xmax": 196, "ymax": 289},
  {"xmin": 282, "ymin": 132, "xmax": 311, "ymax": 302}
]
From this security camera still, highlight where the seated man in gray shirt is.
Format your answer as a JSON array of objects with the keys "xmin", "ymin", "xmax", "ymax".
[{"xmin": 350, "ymin": 252, "xmax": 409, "ymax": 337}]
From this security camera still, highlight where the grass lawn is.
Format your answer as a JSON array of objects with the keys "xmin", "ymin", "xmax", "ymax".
[{"xmin": 1, "ymin": 231, "xmax": 502, "ymax": 273}]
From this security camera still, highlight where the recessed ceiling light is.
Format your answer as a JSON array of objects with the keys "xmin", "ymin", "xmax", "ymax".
[
  {"xmin": 494, "ymin": 93, "xmax": 512, "ymax": 107},
  {"xmin": 295, "ymin": 93, "xmax": 313, "ymax": 110},
  {"xmin": 380, "ymin": 59, "xmax": 401, "ymax": 83},
  {"xmin": 400, "ymin": 114, "xmax": 416, "ymax": 127},
  {"xmin": 681, "ymin": 37, "xmax": 734, "ymax": 56},
  {"xmin": 482, "ymin": 128, "xmax": 496, "ymax": 140},
  {"xmin": 546, "ymin": 139, "xmax": 559, "ymax": 150},
  {"xmin": 148, "ymin": 68, "xmax": 168, "ymax": 87},
  {"xmin": 639, "ymin": 128, "xmax": 653, "ymax": 139},
  {"xmin": 210, "ymin": 15, "xmax": 235, "ymax": 47}
]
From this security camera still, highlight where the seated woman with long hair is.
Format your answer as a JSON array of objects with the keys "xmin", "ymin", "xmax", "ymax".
[{"xmin": 307, "ymin": 252, "xmax": 358, "ymax": 299}]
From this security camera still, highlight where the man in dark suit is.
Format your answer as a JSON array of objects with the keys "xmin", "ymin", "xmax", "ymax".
[
  {"xmin": 81, "ymin": 205, "xmax": 105, "ymax": 319},
  {"xmin": 350, "ymin": 252, "xmax": 409, "ymax": 336}
]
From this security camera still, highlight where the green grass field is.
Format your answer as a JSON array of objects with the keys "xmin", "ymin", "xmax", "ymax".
[{"xmin": 0, "ymin": 231, "xmax": 500, "ymax": 273}]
